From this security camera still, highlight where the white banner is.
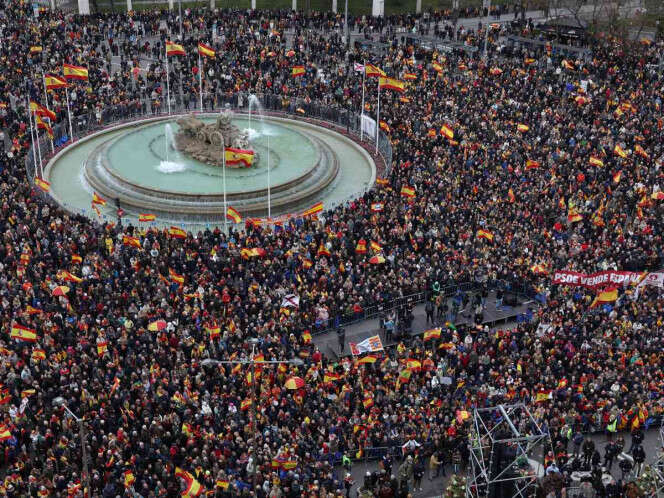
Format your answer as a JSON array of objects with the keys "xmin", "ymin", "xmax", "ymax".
[
  {"xmin": 349, "ymin": 335, "xmax": 384, "ymax": 355},
  {"xmin": 361, "ymin": 114, "xmax": 376, "ymax": 141}
]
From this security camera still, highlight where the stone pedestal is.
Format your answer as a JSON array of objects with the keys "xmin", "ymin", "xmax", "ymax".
[
  {"xmin": 371, "ymin": 0, "xmax": 383, "ymax": 17},
  {"xmin": 77, "ymin": 0, "xmax": 90, "ymax": 14}
]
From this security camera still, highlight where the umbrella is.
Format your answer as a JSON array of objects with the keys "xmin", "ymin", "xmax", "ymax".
[
  {"xmin": 369, "ymin": 255, "xmax": 385, "ymax": 264},
  {"xmin": 52, "ymin": 286, "xmax": 70, "ymax": 297},
  {"xmin": 284, "ymin": 376, "xmax": 305, "ymax": 390},
  {"xmin": 148, "ymin": 320, "xmax": 167, "ymax": 331}
]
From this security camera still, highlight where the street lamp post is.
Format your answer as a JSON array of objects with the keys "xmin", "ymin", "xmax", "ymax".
[
  {"xmin": 52, "ymin": 397, "xmax": 89, "ymax": 497},
  {"xmin": 201, "ymin": 348, "xmax": 304, "ymax": 490}
]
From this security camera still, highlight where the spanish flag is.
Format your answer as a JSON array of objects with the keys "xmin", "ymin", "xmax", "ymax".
[
  {"xmin": 525, "ymin": 159, "xmax": 540, "ymax": 170},
  {"xmin": 379, "ymin": 120, "xmax": 390, "ymax": 133},
  {"xmin": 166, "ymin": 41, "xmax": 185, "ymax": 56},
  {"xmin": 517, "ymin": 123, "xmax": 530, "ymax": 132},
  {"xmin": 97, "ymin": 341, "xmax": 108, "ymax": 356},
  {"xmin": 123, "ymin": 470, "xmax": 135, "ymax": 488},
  {"xmin": 11, "ymin": 324, "xmax": 38, "ymax": 342},
  {"xmin": 589, "ymin": 156, "xmax": 604, "ymax": 167},
  {"xmin": 226, "ymin": 206, "xmax": 242, "ymax": 223},
  {"xmin": 423, "ymin": 328, "xmax": 441, "ymax": 341},
  {"xmin": 440, "ymin": 124, "xmax": 454, "ymax": 139},
  {"xmin": 400, "ymin": 186, "xmax": 415, "ymax": 198},
  {"xmin": 225, "ymin": 147, "xmax": 255, "ymax": 167},
  {"xmin": 590, "ymin": 287, "xmax": 618, "ymax": 308},
  {"xmin": 403, "ymin": 72, "xmax": 417, "ymax": 80},
  {"xmin": 524, "ymin": 58, "xmax": 536, "ymax": 65},
  {"xmin": 0, "ymin": 425, "xmax": 11, "ymax": 442},
  {"xmin": 378, "ymin": 76, "xmax": 405, "ymax": 93},
  {"xmin": 375, "ymin": 178, "xmax": 389, "ymax": 186},
  {"xmin": 175, "ymin": 468, "xmax": 203, "ymax": 497},
  {"xmin": 92, "ymin": 192, "xmax": 107, "ymax": 206},
  {"xmin": 301, "ymin": 201, "xmax": 323, "ymax": 217},
  {"xmin": 507, "ymin": 188, "xmax": 515, "ymax": 203},
  {"xmin": 370, "ymin": 240, "xmax": 382, "ymax": 252},
  {"xmin": 138, "ymin": 213, "xmax": 156, "ymax": 222},
  {"xmin": 36, "ymin": 114, "xmax": 54, "ymax": 139},
  {"xmin": 30, "ymin": 101, "xmax": 56, "ymax": 121},
  {"xmin": 30, "ymin": 46, "xmax": 43, "ymax": 54},
  {"xmin": 535, "ymin": 389, "xmax": 553, "ymax": 403},
  {"xmin": 31, "ymin": 348, "xmax": 46, "ymax": 361},
  {"xmin": 205, "ymin": 323, "xmax": 220, "ymax": 339},
  {"xmin": 567, "ymin": 208, "xmax": 583, "ymax": 223},
  {"xmin": 317, "ymin": 243, "xmax": 331, "ymax": 258},
  {"xmin": 355, "ymin": 239, "xmax": 367, "ymax": 254},
  {"xmin": 365, "ymin": 63, "xmax": 386, "ymax": 77},
  {"xmin": 356, "ymin": 355, "xmax": 378, "ymax": 365},
  {"xmin": 35, "ymin": 177, "xmax": 51, "ymax": 192},
  {"xmin": 0, "ymin": 389, "xmax": 10, "ymax": 405},
  {"xmin": 197, "ymin": 42, "xmax": 215, "ymax": 58},
  {"xmin": 63, "ymin": 63, "xmax": 88, "ymax": 80},
  {"xmin": 291, "ymin": 65, "xmax": 305, "ymax": 77},
  {"xmin": 240, "ymin": 398, "xmax": 252, "ymax": 411},
  {"xmin": 44, "ymin": 73, "xmax": 67, "ymax": 90},
  {"xmin": 169, "ymin": 268, "xmax": 185, "ymax": 284},
  {"xmin": 613, "ymin": 144, "xmax": 627, "ymax": 158},
  {"xmin": 71, "ymin": 254, "xmax": 82, "ymax": 264},
  {"xmin": 168, "ymin": 226, "xmax": 187, "ymax": 238},
  {"xmin": 530, "ymin": 263, "xmax": 548, "ymax": 275},
  {"xmin": 431, "ymin": 62, "xmax": 443, "ymax": 73},
  {"xmin": 477, "ymin": 229, "xmax": 494, "ymax": 242},
  {"xmin": 634, "ymin": 144, "xmax": 649, "ymax": 159},
  {"xmin": 122, "ymin": 235, "xmax": 141, "ymax": 248}
]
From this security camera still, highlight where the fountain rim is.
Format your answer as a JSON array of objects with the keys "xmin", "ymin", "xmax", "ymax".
[{"xmin": 43, "ymin": 111, "xmax": 377, "ymax": 221}]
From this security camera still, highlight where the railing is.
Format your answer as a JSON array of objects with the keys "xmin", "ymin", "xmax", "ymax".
[{"xmin": 26, "ymin": 95, "xmax": 392, "ymax": 214}]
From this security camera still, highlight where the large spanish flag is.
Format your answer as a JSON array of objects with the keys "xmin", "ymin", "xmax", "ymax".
[
  {"xmin": 63, "ymin": 63, "xmax": 89, "ymax": 80},
  {"xmin": 175, "ymin": 468, "xmax": 203, "ymax": 497},
  {"xmin": 590, "ymin": 287, "xmax": 618, "ymax": 308},
  {"xmin": 166, "ymin": 41, "xmax": 185, "ymax": 56},
  {"xmin": 291, "ymin": 65, "xmax": 305, "ymax": 77},
  {"xmin": 226, "ymin": 206, "xmax": 242, "ymax": 223},
  {"xmin": 365, "ymin": 63, "xmax": 386, "ymax": 77},
  {"xmin": 440, "ymin": 124, "xmax": 454, "ymax": 140},
  {"xmin": 11, "ymin": 324, "xmax": 38, "ymax": 342},
  {"xmin": 225, "ymin": 147, "xmax": 255, "ymax": 167},
  {"xmin": 44, "ymin": 73, "xmax": 67, "ymax": 90},
  {"xmin": 197, "ymin": 42, "xmax": 215, "ymax": 58},
  {"xmin": 138, "ymin": 213, "xmax": 156, "ymax": 222},
  {"xmin": 378, "ymin": 77, "xmax": 405, "ymax": 93},
  {"xmin": 30, "ymin": 101, "xmax": 56, "ymax": 121},
  {"xmin": 168, "ymin": 226, "xmax": 187, "ymax": 239},
  {"xmin": 301, "ymin": 201, "xmax": 323, "ymax": 217}
]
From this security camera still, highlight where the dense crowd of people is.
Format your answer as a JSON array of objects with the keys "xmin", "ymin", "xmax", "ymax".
[{"xmin": 0, "ymin": 0, "xmax": 663, "ymax": 497}]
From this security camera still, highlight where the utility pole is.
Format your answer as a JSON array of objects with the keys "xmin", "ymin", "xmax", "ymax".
[
  {"xmin": 344, "ymin": 0, "xmax": 349, "ymax": 45},
  {"xmin": 483, "ymin": 0, "xmax": 491, "ymax": 60}
]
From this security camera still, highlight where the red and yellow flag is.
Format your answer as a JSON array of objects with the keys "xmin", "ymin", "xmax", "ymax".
[
  {"xmin": 400, "ymin": 186, "xmax": 415, "ymax": 198},
  {"xmin": 138, "ymin": 213, "xmax": 156, "ymax": 222},
  {"xmin": 44, "ymin": 73, "xmax": 67, "ymax": 90},
  {"xmin": 440, "ymin": 124, "xmax": 454, "ymax": 140},
  {"xmin": 301, "ymin": 201, "xmax": 323, "ymax": 217},
  {"xmin": 63, "ymin": 63, "xmax": 88, "ymax": 80},
  {"xmin": 35, "ymin": 177, "xmax": 51, "ymax": 192},
  {"xmin": 166, "ymin": 41, "xmax": 185, "ymax": 56},
  {"xmin": 291, "ymin": 65, "xmax": 305, "ymax": 77},
  {"xmin": 226, "ymin": 206, "xmax": 242, "ymax": 223},
  {"xmin": 168, "ymin": 226, "xmax": 187, "ymax": 239},
  {"xmin": 10, "ymin": 324, "xmax": 38, "ymax": 342},
  {"xmin": 525, "ymin": 159, "xmax": 540, "ymax": 170},
  {"xmin": 36, "ymin": 115, "xmax": 54, "ymax": 139},
  {"xmin": 477, "ymin": 229, "xmax": 494, "ymax": 242},
  {"xmin": 613, "ymin": 144, "xmax": 627, "ymax": 159},
  {"xmin": 365, "ymin": 64, "xmax": 386, "ymax": 77},
  {"xmin": 589, "ymin": 156, "xmax": 604, "ymax": 167},
  {"xmin": 590, "ymin": 288, "xmax": 618, "ymax": 308},
  {"xmin": 122, "ymin": 235, "xmax": 141, "ymax": 248},
  {"xmin": 378, "ymin": 77, "xmax": 405, "ymax": 93},
  {"xmin": 423, "ymin": 328, "xmax": 441, "ymax": 341},
  {"xmin": 169, "ymin": 268, "xmax": 185, "ymax": 284},
  {"xmin": 30, "ymin": 101, "xmax": 56, "ymax": 121},
  {"xmin": 197, "ymin": 42, "xmax": 215, "ymax": 58},
  {"xmin": 225, "ymin": 147, "xmax": 255, "ymax": 167},
  {"xmin": 92, "ymin": 192, "xmax": 107, "ymax": 206}
]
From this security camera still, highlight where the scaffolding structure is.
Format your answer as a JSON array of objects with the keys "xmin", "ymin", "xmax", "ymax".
[{"xmin": 466, "ymin": 403, "xmax": 551, "ymax": 498}]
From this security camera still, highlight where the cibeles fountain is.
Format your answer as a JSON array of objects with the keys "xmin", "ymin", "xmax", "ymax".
[{"xmin": 42, "ymin": 101, "xmax": 377, "ymax": 228}]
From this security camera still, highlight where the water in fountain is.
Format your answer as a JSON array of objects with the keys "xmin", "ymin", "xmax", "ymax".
[
  {"xmin": 158, "ymin": 123, "xmax": 187, "ymax": 173},
  {"xmin": 244, "ymin": 94, "xmax": 262, "ymax": 140}
]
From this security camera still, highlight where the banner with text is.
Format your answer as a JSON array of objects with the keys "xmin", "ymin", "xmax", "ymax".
[{"xmin": 552, "ymin": 270, "xmax": 664, "ymax": 290}]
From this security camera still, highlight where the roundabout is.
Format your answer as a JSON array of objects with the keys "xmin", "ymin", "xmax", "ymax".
[{"xmin": 44, "ymin": 111, "xmax": 376, "ymax": 227}]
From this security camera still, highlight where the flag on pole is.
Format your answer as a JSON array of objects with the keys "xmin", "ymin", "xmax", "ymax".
[
  {"xmin": 476, "ymin": 229, "xmax": 494, "ymax": 242},
  {"xmin": 30, "ymin": 101, "xmax": 56, "ymax": 121},
  {"xmin": 35, "ymin": 114, "xmax": 54, "ymax": 139},
  {"xmin": 226, "ymin": 206, "xmax": 242, "ymax": 223},
  {"xmin": 365, "ymin": 64, "xmax": 386, "ymax": 77},
  {"xmin": 63, "ymin": 63, "xmax": 89, "ymax": 80},
  {"xmin": 35, "ymin": 178, "xmax": 51, "ymax": 192},
  {"xmin": 92, "ymin": 192, "xmax": 107, "ymax": 206},
  {"xmin": 166, "ymin": 41, "xmax": 186, "ymax": 56},
  {"xmin": 225, "ymin": 148, "xmax": 255, "ymax": 166},
  {"xmin": 10, "ymin": 324, "xmax": 38, "ymax": 342},
  {"xmin": 378, "ymin": 77, "xmax": 406, "ymax": 93},
  {"xmin": 197, "ymin": 42, "xmax": 215, "ymax": 58},
  {"xmin": 301, "ymin": 202, "xmax": 323, "ymax": 217},
  {"xmin": 44, "ymin": 74, "xmax": 67, "ymax": 90},
  {"xmin": 440, "ymin": 124, "xmax": 454, "ymax": 139},
  {"xmin": 138, "ymin": 214, "xmax": 156, "ymax": 222}
]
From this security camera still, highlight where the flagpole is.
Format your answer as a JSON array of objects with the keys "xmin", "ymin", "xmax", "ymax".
[
  {"xmin": 360, "ymin": 59, "xmax": 366, "ymax": 141},
  {"xmin": 166, "ymin": 45, "xmax": 171, "ymax": 115},
  {"xmin": 42, "ymin": 74, "xmax": 54, "ymax": 153},
  {"xmin": 198, "ymin": 53, "xmax": 203, "ymax": 113},
  {"xmin": 375, "ymin": 81, "xmax": 380, "ymax": 156},
  {"xmin": 65, "ymin": 86, "xmax": 74, "ymax": 143},
  {"xmin": 222, "ymin": 137, "xmax": 227, "ymax": 233},
  {"xmin": 267, "ymin": 131, "xmax": 271, "ymax": 219},
  {"xmin": 26, "ymin": 99, "xmax": 39, "ymax": 177}
]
